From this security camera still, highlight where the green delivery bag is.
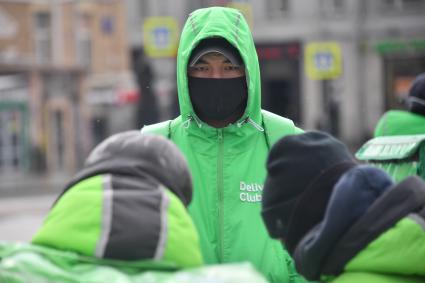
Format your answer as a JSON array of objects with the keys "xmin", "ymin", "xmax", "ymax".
[{"xmin": 355, "ymin": 134, "xmax": 425, "ymax": 182}]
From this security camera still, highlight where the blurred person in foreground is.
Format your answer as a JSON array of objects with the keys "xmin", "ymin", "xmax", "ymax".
[
  {"xmin": 374, "ymin": 73, "xmax": 425, "ymax": 137},
  {"xmin": 0, "ymin": 131, "xmax": 268, "ymax": 283},
  {"xmin": 142, "ymin": 7, "xmax": 306, "ymax": 283},
  {"xmin": 261, "ymin": 131, "xmax": 425, "ymax": 283}
]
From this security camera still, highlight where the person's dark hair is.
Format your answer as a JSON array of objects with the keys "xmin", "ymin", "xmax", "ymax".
[{"xmin": 407, "ymin": 73, "xmax": 425, "ymax": 116}]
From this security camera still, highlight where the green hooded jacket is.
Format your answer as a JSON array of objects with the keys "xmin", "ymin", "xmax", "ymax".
[
  {"xmin": 0, "ymin": 132, "xmax": 270, "ymax": 282},
  {"xmin": 291, "ymin": 170, "xmax": 425, "ymax": 283},
  {"xmin": 142, "ymin": 7, "xmax": 305, "ymax": 283},
  {"xmin": 357, "ymin": 110, "xmax": 425, "ymax": 182},
  {"xmin": 374, "ymin": 110, "xmax": 425, "ymax": 137},
  {"xmin": 323, "ymin": 176, "xmax": 425, "ymax": 283},
  {"xmin": 0, "ymin": 242, "xmax": 269, "ymax": 283}
]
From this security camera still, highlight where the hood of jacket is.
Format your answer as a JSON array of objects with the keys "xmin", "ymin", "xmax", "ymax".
[
  {"xmin": 177, "ymin": 7, "xmax": 261, "ymax": 127},
  {"xmin": 293, "ymin": 166, "xmax": 425, "ymax": 281},
  {"xmin": 31, "ymin": 132, "xmax": 203, "ymax": 268},
  {"xmin": 323, "ymin": 175, "xmax": 425, "ymax": 279}
]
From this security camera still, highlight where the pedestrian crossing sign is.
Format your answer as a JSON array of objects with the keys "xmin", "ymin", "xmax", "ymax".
[
  {"xmin": 304, "ymin": 42, "xmax": 342, "ymax": 80},
  {"xmin": 143, "ymin": 17, "xmax": 179, "ymax": 58}
]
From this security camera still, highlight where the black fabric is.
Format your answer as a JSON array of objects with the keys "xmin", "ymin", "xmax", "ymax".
[
  {"xmin": 58, "ymin": 131, "xmax": 192, "ymax": 206},
  {"xmin": 284, "ymin": 162, "xmax": 355, "ymax": 254},
  {"xmin": 262, "ymin": 131, "xmax": 356, "ymax": 253},
  {"xmin": 419, "ymin": 205, "xmax": 425, "ymax": 220},
  {"xmin": 321, "ymin": 176, "xmax": 425, "ymax": 276},
  {"xmin": 407, "ymin": 73, "xmax": 425, "ymax": 116},
  {"xmin": 292, "ymin": 165, "xmax": 394, "ymax": 281},
  {"xmin": 188, "ymin": 76, "xmax": 247, "ymax": 122},
  {"xmin": 104, "ymin": 175, "xmax": 162, "ymax": 260}
]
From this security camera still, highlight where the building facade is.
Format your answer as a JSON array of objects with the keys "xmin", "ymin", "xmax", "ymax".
[
  {"xmin": 0, "ymin": 0, "xmax": 133, "ymax": 176},
  {"xmin": 126, "ymin": 0, "xmax": 425, "ymax": 149}
]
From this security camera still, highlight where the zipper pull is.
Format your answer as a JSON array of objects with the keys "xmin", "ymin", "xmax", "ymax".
[
  {"xmin": 217, "ymin": 129, "xmax": 223, "ymax": 141},
  {"xmin": 183, "ymin": 116, "xmax": 193, "ymax": 128}
]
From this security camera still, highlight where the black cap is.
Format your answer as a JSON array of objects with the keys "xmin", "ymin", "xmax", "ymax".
[
  {"xmin": 189, "ymin": 37, "xmax": 243, "ymax": 67},
  {"xmin": 261, "ymin": 131, "xmax": 357, "ymax": 254}
]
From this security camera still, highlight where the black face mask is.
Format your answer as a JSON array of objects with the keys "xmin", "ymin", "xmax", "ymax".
[{"xmin": 188, "ymin": 77, "xmax": 248, "ymax": 122}]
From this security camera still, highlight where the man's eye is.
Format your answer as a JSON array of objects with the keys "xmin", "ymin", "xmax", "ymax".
[
  {"xmin": 224, "ymin": 65, "xmax": 240, "ymax": 71},
  {"xmin": 193, "ymin": 66, "xmax": 208, "ymax": 71}
]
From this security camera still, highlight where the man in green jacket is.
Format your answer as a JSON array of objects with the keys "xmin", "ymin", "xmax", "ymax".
[
  {"xmin": 357, "ymin": 73, "xmax": 425, "ymax": 182},
  {"xmin": 262, "ymin": 131, "xmax": 425, "ymax": 283},
  {"xmin": 142, "ymin": 6, "xmax": 305, "ymax": 283},
  {"xmin": 0, "ymin": 131, "xmax": 269, "ymax": 283},
  {"xmin": 374, "ymin": 73, "xmax": 425, "ymax": 137}
]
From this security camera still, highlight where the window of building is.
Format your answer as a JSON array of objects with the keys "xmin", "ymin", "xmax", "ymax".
[
  {"xmin": 320, "ymin": 0, "xmax": 346, "ymax": 16},
  {"xmin": 381, "ymin": 0, "xmax": 425, "ymax": 12},
  {"xmin": 266, "ymin": 0, "xmax": 290, "ymax": 19},
  {"xmin": 0, "ymin": 109, "xmax": 24, "ymax": 173},
  {"xmin": 188, "ymin": 0, "xmax": 230, "ymax": 11},
  {"xmin": 139, "ymin": 0, "xmax": 149, "ymax": 19},
  {"xmin": 76, "ymin": 13, "xmax": 92, "ymax": 68},
  {"xmin": 33, "ymin": 12, "xmax": 52, "ymax": 64}
]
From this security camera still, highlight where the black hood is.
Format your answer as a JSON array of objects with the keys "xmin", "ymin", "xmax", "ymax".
[{"xmin": 60, "ymin": 131, "xmax": 192, "ymax": 206}]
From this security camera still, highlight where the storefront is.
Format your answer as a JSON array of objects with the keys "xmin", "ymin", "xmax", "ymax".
[
  {"xmin": 0, "ymin": 74, "xmax": 29, "ymax": 174},
  {"xmin": 256, "ymin": 42, "xmax": 302, "ymax": 124},
  {"xmin": 376, "ymin": 38, "xmax": 425, "ymax": 110}
]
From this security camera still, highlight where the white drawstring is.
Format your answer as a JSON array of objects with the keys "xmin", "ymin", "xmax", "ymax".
[
  {"xmin": 237, "ymin": 117, "xmax": 264, "ymax": 132},
  {"xmin": 247, "ymin": 117, "xmax": 264, "ymax": 132}
]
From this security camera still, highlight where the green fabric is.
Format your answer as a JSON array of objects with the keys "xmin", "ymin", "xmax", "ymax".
[
  {"xmin": 370, "ymin": 110, "xmax": 425, "ymax": 181},
  {"xmin": 329, "ymin": 272, "xmax": 425, "ymax": 283},
  {"xmin": 323, "ymin": 216, "xmax": 425, "ymax": 283},
  {"xmin": 356, "ymin": 135, "xmax": 425, "ymax": 160},
  {"xmin": 261, "ymin": 110, "xmax": 304, "ymax": 147},
  {"xmin": 374, "ymin": 110, "xmax": 425, "ymax": 137},
  {"xmin": 0, "ymin": 242, "xmax": 268, "ymax": 283},
  {"xmin": 32, "ymin": 175, "xmax": 103, "ymax": 256},
  {"xmin": 163, "ymin": 190, "xmax": 203, "ymax": 267},
  {"xmin": 142, "ymin": 7, "xmax": 306, "ymax": 283},
  {"xmin": 355, "ymin": 135, "xmax": 425, "ymax": 182},
  {"xmin": 176, "ymin": 7, "xmax": 262, "ymax": 125},
  {"xmin": 32, "ymin": 174, "xmax": 203, "ymax": 269}
]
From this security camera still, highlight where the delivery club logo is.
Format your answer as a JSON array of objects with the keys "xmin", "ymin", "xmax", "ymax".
[{"xmin": 239, "ymin": 181, "xmax": 263, "ymax": 203}]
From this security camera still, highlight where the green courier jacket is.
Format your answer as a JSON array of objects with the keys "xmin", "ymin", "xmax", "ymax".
[
  {"xmin": 0, "ymin": 133, "xmax": 269, "ymax": 283},
  {"xmin": 374, "ymin": 110, "xmax": 425, "ymax": 137},
  {"xmin": 142, "ymin": 7, "xmax": 306, "ymax": 283},
  {"xmin": 0, "ymin": 242, "xmax": 269, "ymax": 283}
]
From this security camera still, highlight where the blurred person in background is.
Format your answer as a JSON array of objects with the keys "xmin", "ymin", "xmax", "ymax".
[
  {"xmin": 142, "ymin": 6, "xmax": 306, "ymax": 283},
  {"xmin": 262, "ymin": 131, "xmax": 425, "ymax": 283},
  {"xmin": 134, "ymin": 49, "xmax": 160, "ymax": 126},
  {"xmin": 374, "ymin": 73, "xmax": 425, "ymax": 137},
  {"xmin": 0, "ymin": 132, "xmax": 268, "ymax": 283}
]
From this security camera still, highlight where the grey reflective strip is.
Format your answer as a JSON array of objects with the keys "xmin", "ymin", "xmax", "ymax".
[
  {"xmin": 95, "ymin": 174, "xmax": 114, "ymax": 258},
  {"xmin": 153, "ymin": 185, "xmax": 169, "ymax": 260},
  {"xmin": 408, "ymin": 213, "xmax": 425, "ymax": 231}
]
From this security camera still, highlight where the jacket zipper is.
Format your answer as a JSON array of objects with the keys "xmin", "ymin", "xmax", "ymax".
[{"xmin": 217, "ymin": 129, "xmax": 224, "ymax": 261}]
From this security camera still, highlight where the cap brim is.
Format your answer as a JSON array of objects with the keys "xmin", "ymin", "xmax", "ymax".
[{"xmin": 189, "ymin": 46, "xmax": 242, "ymax": 67}]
